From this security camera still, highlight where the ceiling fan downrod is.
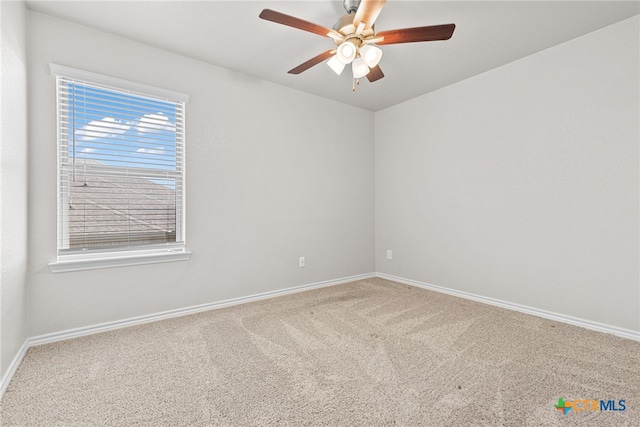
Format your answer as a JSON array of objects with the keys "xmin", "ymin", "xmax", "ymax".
[{"xmin": 343, "ymin": 0, "xmax": 360, "ymax": 15}]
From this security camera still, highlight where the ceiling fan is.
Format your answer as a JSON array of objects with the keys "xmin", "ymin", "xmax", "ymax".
[{"xmin": 259, "ymin": 0, "xmax": 455, "ymax": 90}]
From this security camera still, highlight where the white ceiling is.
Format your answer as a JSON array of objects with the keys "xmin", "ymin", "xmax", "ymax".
[{"xmin": 26, "ymin": 1, "xmax": 640, "ymax": 111}]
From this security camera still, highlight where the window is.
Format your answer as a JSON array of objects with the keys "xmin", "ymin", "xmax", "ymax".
[{"xmin": 49, "ymin": 64, "xmax": 190, "ymax": 272}]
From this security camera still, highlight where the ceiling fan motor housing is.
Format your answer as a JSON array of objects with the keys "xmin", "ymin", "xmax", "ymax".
[{"xmin": 333, "ymin": 14, "xmax": 364, "ymax": 40}]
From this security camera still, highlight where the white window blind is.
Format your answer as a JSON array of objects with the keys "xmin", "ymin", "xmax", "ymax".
[{"xmin": 54, "ymin": 68, "xmax": 187, "ymax": 261}]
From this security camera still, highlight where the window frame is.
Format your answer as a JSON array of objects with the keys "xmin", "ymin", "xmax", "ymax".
[{"xmin": 48, "ymin": 64, "xmax": 191, "ymax": 273}]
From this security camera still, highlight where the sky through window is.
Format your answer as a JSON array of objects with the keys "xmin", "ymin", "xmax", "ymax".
[{"xmin": 67, "ymin": 82, "xmax": 178, "ymax": 173}]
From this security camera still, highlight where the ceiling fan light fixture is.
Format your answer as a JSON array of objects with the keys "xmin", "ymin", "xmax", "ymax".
[
  {"xmin": 352, "ymin": 57, "xmax": 370, "ymax": 79},
  {"xmin": 327, "ymin": 55, "xmax": 346, "ymax": 75},
  {"xmin": 336, "ymin": 41, "xmax": 357, "ymax": 64},
  {"xmin": 359, "ymin": 44, "xmax": 383, "ymax": 68}
]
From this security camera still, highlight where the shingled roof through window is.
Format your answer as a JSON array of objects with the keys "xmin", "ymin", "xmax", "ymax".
[{"xmin": 67, "ymin": 160, "xmax": 177, "ymax": 249}]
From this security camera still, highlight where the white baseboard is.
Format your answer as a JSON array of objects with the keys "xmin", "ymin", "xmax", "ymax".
[
  {"xmin": 29, "ymin": 272, "xmax": 375, "ymax": 347},
  {"xmin": 0, "ymin": 339, "xmax": 29, "ymax": 399},
  {"xmin": 376, "ymin": 272, "xmax": 640, "ymax": 342}
]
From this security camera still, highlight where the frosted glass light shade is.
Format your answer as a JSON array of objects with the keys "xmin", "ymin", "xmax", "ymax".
[
  {"xmin": 352, "ymin": 57, "xmax": 370, "ymax": 79},
  {"xmin": 359, "ymin": 45, "xmax": 383, "ymax": 68},
  {"xmin": 336, "ymin": 41, "xmax": 357, "ymax": 64},
  {"xmin": 327, "ymin": 56, "xmax": 345, "ymax": 75}
]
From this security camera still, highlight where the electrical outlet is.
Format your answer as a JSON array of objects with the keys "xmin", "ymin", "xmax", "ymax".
[
  {"xmin": 386, "ymin": 249, "xmax": 392, "ymax": 260},
  {"xmin": 299, "ymin": 256, "xmax": 305, "ymax": 267}
]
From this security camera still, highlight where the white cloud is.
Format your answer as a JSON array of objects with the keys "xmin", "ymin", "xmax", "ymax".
[
  {"xmin": 136, "ymin": 147, "xmax": 165, "ymax": 155},
  {"xmin": 76, "ymin": 117, "xmax": 130, "ymax": 141},
  {"xmin": 80, "ymin": 147, "xmax": 96, "ymax": 153},
  {"xmin": 136, "ymin": 113, "xmax": 175, "ymax": 134}
]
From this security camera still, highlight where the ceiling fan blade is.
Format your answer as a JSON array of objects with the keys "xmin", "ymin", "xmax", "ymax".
[
  {"xmin": 259, "ymin": 9, "xmax": 333, "ymax": 38},
  {"xmin": 288, "ymin": 50, "xmax": 335, "ymax": 75},
  {"xmin": 353, "ymin": 0, "xmax": 387, "ymax": 31},
  {"xmin": 376, "ymin": 24, "xmax": 456, "ymax": 45},
  {"xmin": 366, "ymin": 65, "xmax": 384, "ymax": 82}
]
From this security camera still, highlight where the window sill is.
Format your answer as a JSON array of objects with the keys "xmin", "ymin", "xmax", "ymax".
[{"xmin": 49, "ymin": 250, "xmax": 191, "ymax": 273}]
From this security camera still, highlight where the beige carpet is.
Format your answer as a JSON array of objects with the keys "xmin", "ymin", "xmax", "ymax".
[{"xmin": 1, "ymin": 278, "xmax": 639, "ymax": 426}]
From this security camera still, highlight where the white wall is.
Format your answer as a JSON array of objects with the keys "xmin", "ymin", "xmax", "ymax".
[
  {"xmin": 0, "ymin": 0, "xmax": 29, "ymax": 377},
  {"xmin": 21, "ymin": 8, "xmax": 640, "ymax": 344},
  {"xmin": 27, "ymin": 12, "xmax": 375, "ymax": 336},
  {"xmin": 375, "ymin": 16, "xmax": 640, "ymax": 332}
]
